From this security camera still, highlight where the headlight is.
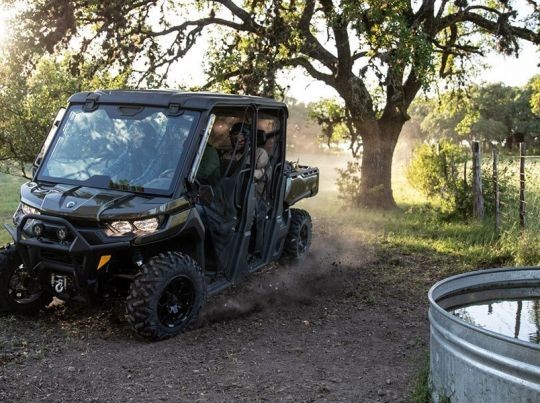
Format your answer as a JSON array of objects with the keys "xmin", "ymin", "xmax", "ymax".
[
  {"xmin": 13, "ymin": 203, "xmax": 41, "ymax": 225},
  {"xmin": 108, "ymin": 217, "xmax": 162, "ymax": 236},
  {"xmin": 133, "ymin": 218, "xmax": 160, "ymax": 232},
  {"xmin": 21, "ymin": 203, "xmax": 41, "ymax": 216},
  {"xmin": 109, "ymin": 221, "xmax": 133, "ymax": 235}
]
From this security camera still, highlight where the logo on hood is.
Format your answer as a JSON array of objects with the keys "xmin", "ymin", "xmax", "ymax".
[{"xmin": 66, "ymin": 201, "xmax": 76, "ymax": 208}]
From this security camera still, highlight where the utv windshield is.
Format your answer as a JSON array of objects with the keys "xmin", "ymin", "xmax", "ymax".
[{"xmin": 38, "ymin": 105, "xmax": 200, "ymax": 195}]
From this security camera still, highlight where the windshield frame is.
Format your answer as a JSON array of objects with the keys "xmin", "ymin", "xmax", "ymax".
[{"xmin": 35, "ymin": 103, "xmax": 202, "ymax": 197}]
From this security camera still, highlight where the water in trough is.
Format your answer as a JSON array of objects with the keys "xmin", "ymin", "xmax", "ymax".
[{"xmin": 451, "ymin": 297, "xmax": 540, "ymax": 344}]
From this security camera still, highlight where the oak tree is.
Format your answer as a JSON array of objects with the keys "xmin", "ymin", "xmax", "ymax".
[{"xmin": 8, "ymin": 0, "xmax": 540, "ymax": 208}]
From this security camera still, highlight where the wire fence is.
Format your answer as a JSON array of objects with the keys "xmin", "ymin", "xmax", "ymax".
[{"xmin": 473, "ymin": 141, "xmax": 540, "ymax": 235}]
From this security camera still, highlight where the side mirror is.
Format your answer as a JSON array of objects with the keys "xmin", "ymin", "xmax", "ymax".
[{"xmin": 199, "ymin": 185, "xmax": 215, "ymax": 206}]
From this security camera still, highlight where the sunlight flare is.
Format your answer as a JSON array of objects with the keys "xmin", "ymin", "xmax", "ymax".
[{"xmin": 0, "ymin": 5, "xmax": 13, "ymax": 46}]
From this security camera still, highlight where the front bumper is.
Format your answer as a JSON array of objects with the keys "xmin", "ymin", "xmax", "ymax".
[{"xmin": 5, "ymin": 214, "xmax": 131, "ymax": 301}]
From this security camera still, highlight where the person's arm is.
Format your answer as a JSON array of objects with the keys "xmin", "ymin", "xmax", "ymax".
[{"xmin": 254, "ymin": 148, "xmax": 269, "ymax": 180}]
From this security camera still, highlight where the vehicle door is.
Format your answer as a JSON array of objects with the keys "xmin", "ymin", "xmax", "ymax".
[{"xmin": 192, "ymin": 105, "xmax": 257, "ymax": 282}]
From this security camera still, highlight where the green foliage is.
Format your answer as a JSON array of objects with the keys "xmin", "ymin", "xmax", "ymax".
[
  {"xmin": 532, "ymin": 76, "xmax": 540, "ymax": 116},
  {"xmin": 0, "ymin": 173, "xmax": 25, "ymax": 245},
  {"xmin": 413, "ymin": 83, "xmax": 540, "ymax": 148},
  {"xmin": 307, "ymin": 98, "xmax": 356, "ymax": 152},
  {"xmin": 0, "ymin": 54, "xmax": 128, "ymax": 177},
  {"xmin": 336, "ymin": 160, "xmax": 362, "ymax": 208},
  {"xmin": 407, "ymin": 141, "xmax": 470, "ymax": 216},
  {"xmin": 512, "ymin": 230, "xmax": 540, "ymax": 266},
  {"xmin": 345, "ymin": 0, "xmax": 436, "ymax": 91},
  {"xmin": 410, "ymin": 356, "xmax": 432, "ymax": 403},
  {"xmin": 407, "ymin": 140, "xmax": 518, "ymax": 220}
]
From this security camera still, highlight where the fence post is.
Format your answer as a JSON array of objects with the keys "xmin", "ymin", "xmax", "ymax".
[
  {"xmin": 493, "ymin": 148, "xmax": 500, "ymax": 235},
  {"xmin": 519, "ymin": 142, "xmax": 526, "ymax": 230},
  {"xmin": 472, "ymin": 141, "xmax": 484, "ymax": 219}
]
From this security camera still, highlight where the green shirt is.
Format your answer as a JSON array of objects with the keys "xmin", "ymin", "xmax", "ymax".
[{"xmin": 196, "ymin": 145, "xmax": 220, "ymax": 185}]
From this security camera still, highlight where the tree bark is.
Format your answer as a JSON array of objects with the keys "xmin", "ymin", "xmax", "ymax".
[{"xmin": 355, "ymin": 116, "xmax": 404, "ymax": 209}]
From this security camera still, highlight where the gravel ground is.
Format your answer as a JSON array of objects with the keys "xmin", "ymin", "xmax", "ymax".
[{"xmin": 0, "ymin": 214, "xmax": 430, "ymax": 402}]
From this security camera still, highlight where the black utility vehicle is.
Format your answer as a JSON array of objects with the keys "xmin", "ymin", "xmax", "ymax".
[{"xmin": 0, "ymin": 91, "xmax": 319, "ymax": 340}]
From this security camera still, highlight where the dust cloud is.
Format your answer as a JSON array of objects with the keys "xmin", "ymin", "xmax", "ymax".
[
  {"xmin": 196, "ymin": 150, "xmax": 377, "ymax": 328},
  {"xmin": 196, "ymin": 254, "xmax": 358, "ymax": 329},
  {"xmin": 197, "ymin": 130, "xmax": 419, "ymax": 329}
]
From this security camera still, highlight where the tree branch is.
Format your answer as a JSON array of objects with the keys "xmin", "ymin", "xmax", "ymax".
[
  {"xmin": 280, "ymin": 57, "xmax": 336, "ymax": 87},
  {"xmin": 319, "ymin": 0, "xmax": 352, "ymax": 74},
  {"xmin": 213, "ymin": 0, "xmax": 260, "ymax": 28},
  {"xmin": 439, "ymin": 10, "xmax": 540, "ymax": 44},
  {"xmin": 295, "ymin": 0, "xmax": 338, "ymax": 73},
  {"xmin": 150, "ymin": 17, "xmax": 254, "ymax": 37},
  {"xmin": 351, "ymin": 51, "xmax": 369, "ymax": 62}
]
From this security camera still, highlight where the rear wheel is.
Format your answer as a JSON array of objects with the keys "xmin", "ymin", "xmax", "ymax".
[
  {"xmin": 126, "ymin": 252, "xmax": 206, "ymax": 341},
  {"xmin": 0, "ymin": 245, "xmax": 52, "ymax": 314},
  {"xmin": 283, "ymin": 209, "xmax": 312, "ymax": 261}
]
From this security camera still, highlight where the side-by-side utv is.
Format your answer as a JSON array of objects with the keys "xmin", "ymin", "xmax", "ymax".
[{"xmin": 0, "ymin": 90, "xmax": 319, "ymax": 340}]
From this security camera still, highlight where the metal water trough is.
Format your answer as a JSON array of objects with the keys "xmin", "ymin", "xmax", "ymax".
[{"xmin": 429, "ymin": 267, "xmax": 540, "ymax": 402}]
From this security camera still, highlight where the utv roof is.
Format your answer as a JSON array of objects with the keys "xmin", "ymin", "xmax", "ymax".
[{"xmin": 68, "ymin": 90, "xmax": 288, "ymax": 111}]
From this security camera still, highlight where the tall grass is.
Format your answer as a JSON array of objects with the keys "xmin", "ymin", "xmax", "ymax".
[
  {"xmin": 485, "ymin": 155, "xmax": 540, "ymax": 266},
  {"xmin": 0, "ymin": 173, "xmax": 25, "ymax": 245}
]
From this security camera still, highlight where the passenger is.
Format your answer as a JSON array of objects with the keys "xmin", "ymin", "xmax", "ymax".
[
  {"xmin": 221, "ymin": 122, "xmax": 251, "ymax": 176},
  {"xmin": 254, "ymin": 129, "xmax": 270, "ymax": 194},
  {"xmin": 221, "ymin": 123, "xmax": 271, "ymax": 194},
  {"xmin": 264, "ymin": 131, "xmax": 277, "ymax": 156},
  {"xmin": 196, "ymin": 143, "xmax": 220, "ymax": 185}
]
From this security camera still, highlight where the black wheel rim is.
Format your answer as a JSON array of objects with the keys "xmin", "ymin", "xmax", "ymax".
[
  {"xmin": 298, "ymin": 224, "xmax": 309, "ymax": 254},
  {"xmin": 8, "ymin": 264, "xmax": 43, "ymax": 304},
  {"xmin": 157, "ymin": 276, "xmax": 196, "ymax": 329}
]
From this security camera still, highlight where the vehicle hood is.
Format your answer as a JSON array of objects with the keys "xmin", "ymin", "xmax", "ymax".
[{"xmin": 20, "ymin": 182, "xmax": 187, "ymax": 221}]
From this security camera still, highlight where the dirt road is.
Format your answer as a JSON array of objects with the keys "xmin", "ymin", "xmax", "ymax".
[{"xmin": 0, "ymin": 208, "xmax": 430, "ymax": 403}]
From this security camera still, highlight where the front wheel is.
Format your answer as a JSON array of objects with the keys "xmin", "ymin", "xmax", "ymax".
[
  {"xmin": 0, "ymin": 245, "xmax": 52, "ymax": 314},
  {"xmin": 126, "ymin": 252, "xmax": 206, "ymax": 341},
  {"xmin": 283, "ymin": 208, "xmax": 313, "ymax": 261}
]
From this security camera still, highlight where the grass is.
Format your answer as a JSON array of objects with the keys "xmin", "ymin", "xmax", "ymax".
[
  {"xmin": 306, "ymin": 159, "xmax": 522, "ymax": 276},
  {"xmin": 409, "ymin": 356, "xmax": 431, "ymax": 403},
  {"xmin": 0, "ymin": 173, "xmax": 25, "ymax": 245}
]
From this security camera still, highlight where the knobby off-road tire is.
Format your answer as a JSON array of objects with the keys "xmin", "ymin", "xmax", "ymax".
[
  {"xmin": 0, "ymin": 244, "xmax": 52, "ymax": 314},
  {"xmin": 283, "ymin": 208, "xmax": 312, "ymax": 261},
  {"xmin": 126, "ymin": 252, "xmax": 206, "ymax": 341}
]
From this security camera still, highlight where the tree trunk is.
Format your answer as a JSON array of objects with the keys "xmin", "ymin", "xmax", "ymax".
[{"xmin": 355, "ymin": 117, "xmax": 404, "ymax": 209}]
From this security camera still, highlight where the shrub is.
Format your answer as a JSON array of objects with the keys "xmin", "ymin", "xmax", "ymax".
[
  {"xmin": 336, "ymin": 160, "xmax": 362, "ymax": 207},
  {"xmin": 407, "ymin": 140, "xmax": 470, "ymax": 217},
  {"xmin": 512, "ymin": 229, "xmax": 540, "ymax": 266}
]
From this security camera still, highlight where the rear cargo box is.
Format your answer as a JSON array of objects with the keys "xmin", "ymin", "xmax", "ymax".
[{"xmin": 284, "ymin": 165, "xmax": 319, "ymax": 206}]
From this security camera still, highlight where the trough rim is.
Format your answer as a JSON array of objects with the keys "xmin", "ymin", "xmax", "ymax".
[{"xmin": 428, "ymin": 266, "xmax": 540, "ymax": 351}]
